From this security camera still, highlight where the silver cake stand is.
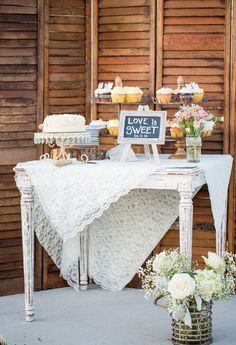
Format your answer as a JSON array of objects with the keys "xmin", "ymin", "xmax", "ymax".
[{"xmin": 34, "ymin": 132, "xmax": 97, "ymax": 160}]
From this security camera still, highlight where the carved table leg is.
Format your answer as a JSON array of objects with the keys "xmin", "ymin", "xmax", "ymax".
[
  {"xmin": 216, "ymin": 200, "xmax": 227, "ymax": 257},
  {"xmin": 80, "ymin": 229, "xmax": 88, "ymax": 290},
  {"xmin": 179, "ymin": 190, "xmax": 193, "ymax": 264},
  {"xmin": 20, "ymin": 186, "xmax": 34, "ymax": 321}
]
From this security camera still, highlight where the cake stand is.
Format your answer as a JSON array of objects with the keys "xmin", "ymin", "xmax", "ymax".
[{"xmin": 34, "ymin": 132, "xmax": 97, "ymax": 160}]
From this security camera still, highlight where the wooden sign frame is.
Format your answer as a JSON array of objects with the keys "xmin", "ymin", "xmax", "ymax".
[
  {"xmin": 118, "ymin": 110, "xmax": 167, "ymax": 163},
  {"xmin": 118, "ymin": 110, "xmax": 167, "ymax": 145}
]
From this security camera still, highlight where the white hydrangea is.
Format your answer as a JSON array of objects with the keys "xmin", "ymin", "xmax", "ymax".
[
  {"xmin": 195, "ymin": 269, "xmax": 222, "ymax": 301},
  {"xmin": 154, "ymin": 276, "xmax": 169, "ymax": 290},
  {"xmin": 152, "ymin": 250, "xmax": 189, "ymax": 279}
]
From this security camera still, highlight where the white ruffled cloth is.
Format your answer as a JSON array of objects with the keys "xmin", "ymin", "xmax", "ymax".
[{"xmin": 15, "ymin": 155, "xmax": 232, "ymax": 290}]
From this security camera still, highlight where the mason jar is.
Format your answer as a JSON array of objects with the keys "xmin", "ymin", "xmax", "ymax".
[{"xmin": 185, "ymin": 136, "xmax": 202, "ymax": 163}]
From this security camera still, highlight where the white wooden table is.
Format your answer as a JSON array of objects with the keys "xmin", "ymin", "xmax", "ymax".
[{"xmin": 14, "ymin": 164, "xmax": 227, "ymax": 321}]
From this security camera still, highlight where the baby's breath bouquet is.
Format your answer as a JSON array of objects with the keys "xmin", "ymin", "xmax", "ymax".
[{"xmin": 139, "ymin": 249, "xmax": 236, "ymax": 328}]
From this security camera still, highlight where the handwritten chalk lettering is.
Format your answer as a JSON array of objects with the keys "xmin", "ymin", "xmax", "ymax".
[{"xmin": 124, "ymin": 116, "xmax": 161, "ymax": 139}]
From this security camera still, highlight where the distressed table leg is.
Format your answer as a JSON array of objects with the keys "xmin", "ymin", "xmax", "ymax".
[
  {"xmin": 216, "ymin": 200, "xmax": 227, "ymax": 257},
  {"xmin": 80, "ymin": 229, "xmax": 88, "ymax": 290},
  {"xmin": 179, "ymin": 190, "xmax": 193, "ymax": 264},
  {"xmin": 20, "ymin": 186, "xmax": 34, "ymax": 321}
]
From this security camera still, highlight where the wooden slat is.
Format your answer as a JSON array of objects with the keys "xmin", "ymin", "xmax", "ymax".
[
  {"xmin": 99, "ymin": 23, "xmax": 150, "ymax": 32},
  {"xmin": 164, "ymin": 1, "xmax": 225, "ymax": 9},
  {"xmin": 99, "ymin": 0, "xmax": 150, "ymax": 7},
  {"xmin": 0, "ymin": 14, "xmax": 37, "ymax": 23},
  {"xmin": 0, "ymin": 6, "xmax": 37, "ymax": 14},
  {"xmin": 164, "ymin": 34, "xmax": 224, "ymax": 51}
]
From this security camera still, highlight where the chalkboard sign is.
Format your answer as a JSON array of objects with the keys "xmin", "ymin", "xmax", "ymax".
[{"xmin": 118, "ymin": 110, "xmax": 167, "ymax": 145}]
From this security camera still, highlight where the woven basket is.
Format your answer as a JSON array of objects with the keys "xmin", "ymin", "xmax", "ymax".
[{"xmin": 172, "ymin": 302, "xmax": 213, "ymax": 345}]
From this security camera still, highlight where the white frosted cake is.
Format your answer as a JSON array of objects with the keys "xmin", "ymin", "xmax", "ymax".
[{"xmin": 43, "ymin": 114, "xmax": 86, "ymax": 133}]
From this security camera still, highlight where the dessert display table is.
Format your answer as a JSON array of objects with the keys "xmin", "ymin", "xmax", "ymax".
[{"xmin": 14, "ymin": 155, "xmax": 232, "ymax": 321}]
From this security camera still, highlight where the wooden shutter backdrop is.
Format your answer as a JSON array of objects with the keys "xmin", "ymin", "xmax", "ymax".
[{"xmin": 0, "ymin": 0, "xmax": 235, "ymax": 295}]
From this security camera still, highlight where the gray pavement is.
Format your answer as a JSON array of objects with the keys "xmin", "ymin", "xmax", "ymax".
[{"xmin": 0, "ymin": 287, "xmax": 235, "ymax": 345}]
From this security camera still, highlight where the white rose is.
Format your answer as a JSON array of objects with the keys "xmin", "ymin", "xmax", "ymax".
[
  {"xmin": 203, "ymin": 252, "xmax": 225, "ymax": 274},
  {"xmin": 168, "ymin": 273, "xmax": 196, "ymax": 300}
]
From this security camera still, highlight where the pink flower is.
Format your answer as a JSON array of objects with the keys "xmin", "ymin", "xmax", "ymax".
[
  {"xmin": 194, "ymin": 119, "xmax": 204, "ymax": 129},
  {"xmin": 182, "ymin": 112, "xmax": 190, "ymax": 120},
  {"xmin": 195, "ymin": 105, "xmax": 203, "ymax": 111},
  {"xmin": 198, "ymin": 110, "xmax": 207, "ymax": 118},
  {"xmin": 194, "ymin": 120, "xmax": 199, "ymax": 128}
]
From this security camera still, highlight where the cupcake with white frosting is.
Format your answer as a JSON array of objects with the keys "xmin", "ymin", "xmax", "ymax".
[
  {"xmin": 107, "ymin": 119, "xmax": 119, "ymax": 136},
  {"xmin": 188, "ymin": 82, "xmax": 204, "ymax": 103},
  {"xmin": 179, "ymin": 86, "xmax": 194, "ymax": 103},
  {"xmin": 156, "ymin": 87, "xmax": 173, "ymax": 104},
  {"xmin": 94, "ymin": 87, "xmax": 103, "ymax": 102},
  {"xmin": 94, "ymin": 82, "xmax": 113, "ymax": 102},
  {"xmin": 170, "ymin": 122, "xmax": 184, "ymax": 137},
  {"xmin": 123, "ymin": 87, "xmax": 143, "ymax": 103},
  {"xmin": 111, "ymin": 87, "xmax": 126, "ymax": 103},
  {"xmin": 100, "ymin": 87, "xmax": 112, "ymax": 102}
]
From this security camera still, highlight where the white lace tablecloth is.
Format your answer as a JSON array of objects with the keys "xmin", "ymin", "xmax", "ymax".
[{"xmin": 15, "ymin": 155, "xmax": 232, "ymax": 291}]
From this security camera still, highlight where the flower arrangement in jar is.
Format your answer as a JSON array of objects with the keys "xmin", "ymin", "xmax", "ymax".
[
  {"xmin": 172, "ymin": 104, "xmax": 216, "ymax": 162},
  {"xmin": 139, "ymin": 249, "xmax": 236, "ymax": 345}
]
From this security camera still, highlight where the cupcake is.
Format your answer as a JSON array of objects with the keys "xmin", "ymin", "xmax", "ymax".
[
  {"xmin": 94, "ymin": 87, "xmax": 102, "ymax": 102},
  {"xmin": 111, "ymin": 87, "xmax": 126, "ymax": 103},
  {"xmin": 191, "ymin": 83, "xmax": 204, "ymax": 103},
  {"xmin": 172, "ymin": 88, "xmax": 181, "ymax": 103},
  {"xmin": 124, "ymin": 87, "xmax": 143, "ymax": 103},
  {"xmin": 107, "ymin": 119, "xmax": 119, "ymax": 136},
  {"xmin": 170, "ymin": 123, "xmax": 184, "ymax": 138},
  {"xmin": 156, "ymin": 87, "xmax": 173, "ymax": 104},
  {"xmin": 100, "ymin": 88, "xmax": 112, "ymax": 102},
  {"xmin": 179, "ymin": 86, "xmax": 193, "ymax": 103}
]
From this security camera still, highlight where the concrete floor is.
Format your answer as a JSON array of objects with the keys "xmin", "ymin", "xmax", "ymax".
[{"xmin": 0, "ymin": 287, "xmax": 235, "ymax": 345}]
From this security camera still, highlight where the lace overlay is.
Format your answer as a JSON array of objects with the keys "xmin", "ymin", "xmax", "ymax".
[
  {"xmin": 15, "ymin": 155, "xmax": 232, "ymax": 290},
  {"xmin": 88, "ymin": 189, "xmax": 179, "ymax": 290},
  {"xmin": 17, "ymin": 159, "xmax": 174, "ymax": 288}
]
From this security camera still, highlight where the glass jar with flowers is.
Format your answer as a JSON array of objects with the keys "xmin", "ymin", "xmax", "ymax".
[
  {"xmin": 173, "ymin": 105, "xmax": 216, "ymax": 162},
  {"xmin": 139, "ymin": 250, "xmax": 236, "ymax": 345}
]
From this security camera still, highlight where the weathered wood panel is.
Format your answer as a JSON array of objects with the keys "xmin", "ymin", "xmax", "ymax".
[
  {"xmin": 93, "ymin": 0, "xmax": 155, "ymax": 148},
  {"xmin": 155, "ymin": 0, "xmax": 229, "ymax": 263},
  {"xmin": 44, "ymin": 0, "xmax": 87, "ymax": 117},
  {"xmin": 42, "ymin": 0, "xmax": 87, "ymax": 289},
  {"xmin": 160, "ymin": 0, "xmax": 226, "ymax": 156},
  {"xmin": 0, "ymin": 1, "xmax": 41, "ymax": 296}
]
